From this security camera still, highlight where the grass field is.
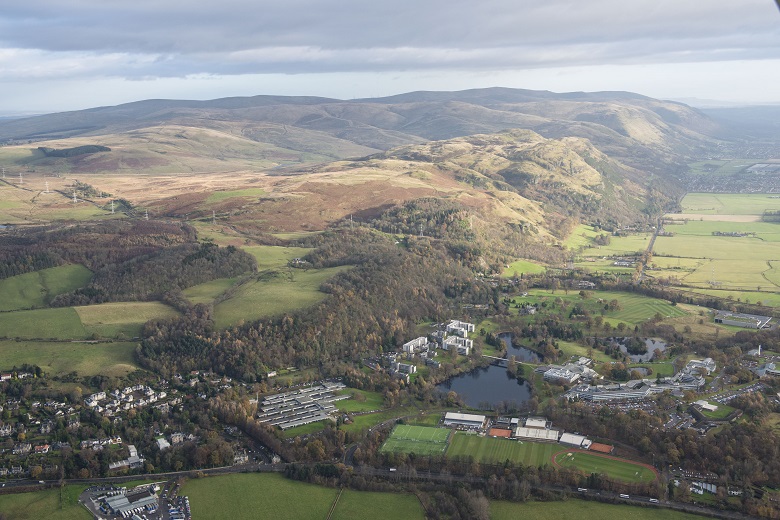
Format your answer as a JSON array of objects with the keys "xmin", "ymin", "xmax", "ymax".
[
  {"xmin": 381, "ymin": 425, "xmax": 450, "ymax": 456},
  {"xmin": 447, "ymin": 433, "xmax": 556, "ymax": 467},
  {"xmin": 75, "ymin": 301, "xmax": 180, "ymax": 338},
  {"xmin": 212, "ymin": 265, "xmax": 350, "ymax": 328},
  {"xmin": 206, "ymin": 187, "xmax": 267, "ymax": 203},
  {"xmin": 332, "ymin": 490, "xmax": 425, "ymax": 520},
  {"xmin": 182, "ymin": 277, "xmax": 240, "ymax": 304},
  {"xmin": 680, "ymin": 193, "xmax": 780, "ymax": 215},
  {"xmin": 0, "ymin": 264, "xmax": 92, "ymax": 311},
  {"xmin": 502, "ymin": 259, "xmax": 546, "ymax": 278},
  {"xmin": 556, "ymin": 340, "xmax": 613, "ymax": 363},
  {"xmin": 0, "ymin": 485, "xmax": 89, "ymax": 520},
  {"xmin": 553, "ymin": 451, "xmax": 656, "ymax": 483},
  {"xmin": 335, "ymin": 389, "xmax": 384, "ymax": 412},
  {"xmin": 523, "ymin": 289, "xmax": 686, "ymax": 326},
  {"xmin": 182, "ymin": 473, "xmax": 336, "ymax": 520},
  {"xmin": 0, "ymin": 307, "xmax": 87, "ymax": 339},
  {"xmin": 490, "ymin": 499, "xmax": 701, "ymax": 520},
  {"xmin": 0, "ymin": 340, "xmax": 138, "ymax": 376},
  {"xmin": 243, "ymin": 245, "xmax": 313, "ymax": 270}
]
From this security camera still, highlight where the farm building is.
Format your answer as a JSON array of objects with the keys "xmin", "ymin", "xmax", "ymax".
[
  {"xmin": 443, "ymin": 412, "xmax": 486, "ymax": 429},
  {"xmin": 514, "ymin": 427, "xmax": 560, "ymax": 442},
  {"xmin": 714, "ymin": 311, "xmax": 771, "ymax": 329},
  {"xmin": 559, "ymin": 433, "xmax": 592, "ymax": 449}
]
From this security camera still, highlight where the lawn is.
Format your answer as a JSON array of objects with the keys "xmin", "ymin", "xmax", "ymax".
[
  {"xmin": 0, "ymin": 340, "xmax": 138, "ymax": 376},
  {"xmin": 490, "ymin": 499, "xmax": 700, "ymax": 520},
  {"xmin": 332, "ymin": 490, "xmax": 425, "ymax": 520},
  {"xmin": 0, "ymin": 485, "xmax": 89, "ymax": 520},
  {"xmin": 556, "ymin": 340, "xmax": 613, "ymax": 363},
  {"xmin": 336, "ymin": 389, "xmax": 385, "ymax": 412},
  {"xmin": 502, "ymin": 259, "xmax": 546, "ymax": 278},
  {"xmin": 553, "ymin": 451, "xmax": 656, "ymax": 483},
  {"xmin": 74, "ymin": 301, "xmax": 180, "ymax": 339},
  {"xmin": 381, "ymin": 425, "xmax": 450, "ymax": 456},
  {"xmin": 698, "ymin": 403, "xmax": 736, "ymax": 420},
  {"xmin": 182, "ymin": 473, "xmax": 335, "ymax": 520},
  {"xmin": 212, "ymin": 265, "xmax": 350, "ymax": 328},
  {"xmin": 0, "ymin": 264, "xmax": 92, "ymax": 311},
  {"xmin": 0, "ymin": 307, "xmax": 87, "ymax": 339},
  {"xmin": 446, "ymin": 433, "xmax": 556, "ymax": 467}
]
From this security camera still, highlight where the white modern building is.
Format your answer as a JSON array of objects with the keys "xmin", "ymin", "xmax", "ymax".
[{"xmin": 443, "ymin": 412, "xmax": 486, "ymax": 429}]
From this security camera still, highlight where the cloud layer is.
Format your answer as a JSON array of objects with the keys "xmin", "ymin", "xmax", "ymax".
[{"xmin": 0, "ymin": 0, "xmax": 778, "ymax": 111}]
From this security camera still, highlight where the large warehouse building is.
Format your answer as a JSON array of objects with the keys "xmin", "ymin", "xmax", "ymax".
[{"xmin": 443, "ymin": 412, "xmax": 486, "ymax": 429}]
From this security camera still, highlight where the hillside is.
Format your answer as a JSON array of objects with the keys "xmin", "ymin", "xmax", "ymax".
[{"xmin": 0, "ymin": 88, "xmax": 722, "ymax": 180}]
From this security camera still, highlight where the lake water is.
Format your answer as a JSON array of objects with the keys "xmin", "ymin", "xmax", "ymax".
[
  {"xmin": 499, "ymin": 332, "xmax": 541, "ymax": 363},
  {"xmin": 612, "ymin": 337, "xmax": 667, "ymax": 362},
  {"xmin": 436, "ymin": 364, "xmax": 533, "ymax": 410}
]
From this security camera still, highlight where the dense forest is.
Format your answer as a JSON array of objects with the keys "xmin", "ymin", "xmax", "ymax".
[{"xmin": 138, "ymin": 228, "xmax": 496, "ymax": 380}]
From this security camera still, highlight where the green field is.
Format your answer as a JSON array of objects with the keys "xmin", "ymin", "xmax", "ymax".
[
  {"xmin": 381, "ymin": 425, "xmax": 450, "ymax": 456},
  {"xmin": 206, "ymin": 187, "xmax": 267, "ymax": 203},
  {"xmin": 490, "ymin": 499, "xmax": 700, "ymax": 520},
  {"xmin": 446, "ymin": 433, "xmax": 557, "ymax": 467},
  {"xmin": 182, "ymin": 473, "xmax": 336, "ymax": 520},
  {"xmin": 75, "ymin": 301, "xmax": 180, "ymax": 338},
  {"xmin": 212, "ymin": 265, "xmax": 350, "ymax": 328},
  {"xmin": 0, "ymin": 264, "xmax": 92, "ymax": 311},
  {"xmin": 554, "ymin": 451, "xmax": 656, "ymax": 483},
  {"xmin": 0, "ymin": 340, "xmax": 138, "ymax": 376},
  {"xmin": 335, "ymin": 389, "xmax": 385, "ymax": 412},
  {"xmin": 332, "ymin": 489, "xmax": 425, "ymax": 520},
  {"xmin": 182, "ymin": 277, "xmax": 240, "ymax": 304},
  {"xmin": 680, "ymin": 193, "xmax": 780, "ymax": 215},
  {"xmin": 243, "ymin": 245, "xmax": 313, "ymax": 270},
  {"xmin": 523, "ymin": 289, "xmax": 686, "ymax": 326},
  {"xmin": 0, "ymin": 307, "xmax": 88, "ymax": 339},
  {"xmin": 502, "ymin": 259, "xmax": 546, "ymax": 278},
  {"xmin": 0, "ymin": 485, "xmax": 89, "ymax": 520}
]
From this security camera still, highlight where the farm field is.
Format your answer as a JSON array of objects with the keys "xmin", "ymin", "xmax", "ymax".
[
  {"xmin": 679, "ymin": 193, "xmax": 780, "ymax": 215},
  {"xmin": 490, "ymin": 499, "xmax": 700, "ymax": 520},
  {"xmin": 74, "ymin": 301, "xmax": 180, "ymax": 339},
  {"xmin": 0, "ymin": 307, "xmax": 87, "ymax": 339},
  {"xmin": 243, "ymin": 245, "xmax": 313, "ymax": 270},
  {"xmin": 0, "ymin": 264, "xmax": 92, "ymax": 311},
  {"xmin": 446, "ymin": 433, "xmax": 557, "ymax": 466},
  {"xmin": 553, "ymin": 451, "xmax": 656, "ymax": 483},
  {"xmin": 182, "ymin": 473, "xmax": 335, "ymax": 520},
  {"xmin": 206, "ymin": 187, "xmax": 267, "ymax": 203},
  {"xmin": 332, "ymin": 490, "xmax": 425, "ymax": 520},
  {"xmin": 182, "ymin": 277, "xmax": 240, "ymax": 304},
  {"xmin": 0, "ymin": 340, "xmax": 138, "ymax": 376},
  {"xmin": 212, "ymin": 265, "xmax": 350, "ymax": 328},
  {"xmin": 684, "ymin": 288, "xmax": 780, "ymax": 307},
  {"xmin": 564, "ymin": 224, "xmax": 603, "ymax": 249},
  {"xmin": 0, "ymin": 484, "xmax": 89, "ymax": 520},
  {"xmin": 381, "ymin": 425, "xmax": 450, "ymax": 456},
  {"xmin": 664, "ymin": 220, "xmax": 780, "ymax": 240},
  {"xmin": 687, "ymin": 159, "xmax": 755, "ymax": 177},
  {"xmin": 502, "ymin": 259, "xmax": 546, "ymax": 278}
]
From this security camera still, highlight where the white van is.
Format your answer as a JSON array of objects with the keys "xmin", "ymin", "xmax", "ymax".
[{"xmin": 619, "ymin": 494, "xmax": 630, "ymax": 499}]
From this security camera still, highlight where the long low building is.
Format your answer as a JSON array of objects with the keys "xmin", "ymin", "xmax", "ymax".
[
  {"xmin": 559, "ymin": 432, "xmax": 592, "ymax": 449},
  {"xmin": 443, "ymin": 412, "xmax": 486, "ymax": 429},
  {"xmin": 514, "ymin": 427, "xmax": 560, "ymax": 442}
]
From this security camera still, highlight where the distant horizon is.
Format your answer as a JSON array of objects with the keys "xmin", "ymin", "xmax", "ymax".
[{"xmin": 1, "ymin": 85, "xmax": 779, "ymax": 119}]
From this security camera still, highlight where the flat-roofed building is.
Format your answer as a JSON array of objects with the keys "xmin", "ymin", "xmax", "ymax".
[
  {"xmin": 559, "ymin": 432, "xmax": 592, "ymax": 449},
  {"xmin": 402, "ymin": 337, "xmax": 428, "ymax": 353},
  {"xmin": 543, "ymin": 367, "xmax": 580, "ymax": 384},
  {"xmin": 514, "ymin": 427, "xmax": 560, "ymax": 442},
  {"xmin": 443, "ymin": 412, "xmax": 486, "ymax": 429},
  {"xmin": 446, "ymin": 320, "xmax": 475, "ymax": 338},
  {"xmin": 524, "ymin": 417, "xmax": 547, "ymax": 429}
]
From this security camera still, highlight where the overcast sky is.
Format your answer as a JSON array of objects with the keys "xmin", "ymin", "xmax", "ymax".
[{"xmin": 1, "ymin": 0, "xmax": 779, "ymax": 114}]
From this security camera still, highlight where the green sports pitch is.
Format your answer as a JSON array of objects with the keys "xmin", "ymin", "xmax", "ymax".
[
  {"xmin": 446, "ymin": 433, "xmax": 557, "ymax": 466},
  {"xmin": 380, "ymin": 425, "xmax": 450, "ymax": 455},
  {"xmin": 554, "ymin": 451, "xmax": 657, "ymax": 483}
]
